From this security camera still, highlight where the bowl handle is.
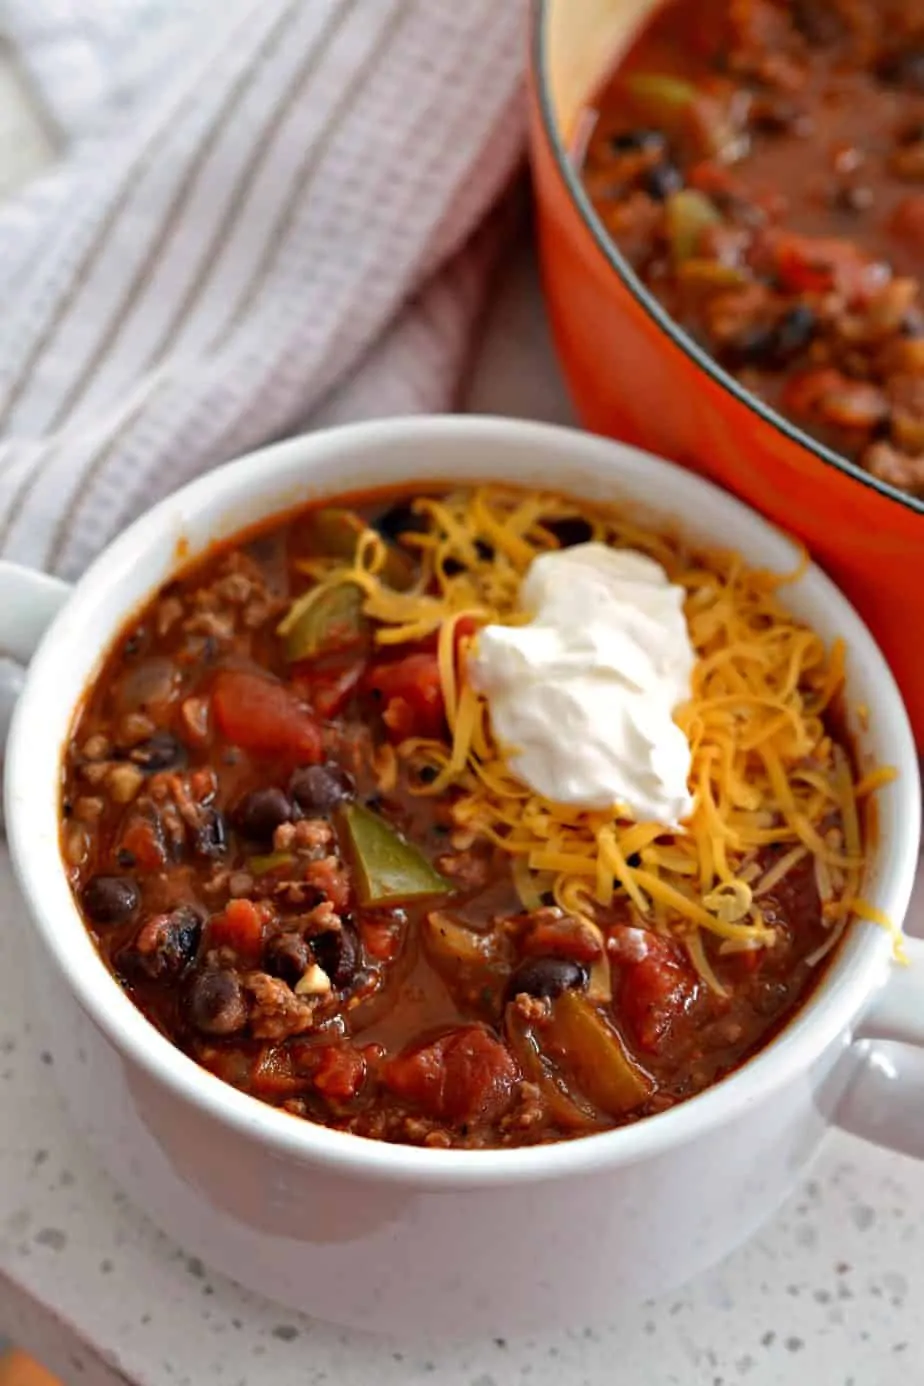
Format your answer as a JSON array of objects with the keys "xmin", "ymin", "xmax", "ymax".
[
  {"xmin": 859, "ymin": 935, "xmax": 924, "ymax": 1048},
  {"xmin": 835, "ymin": 935, "xmax": 924, "ymax": 1159},
  {"xmin": 0, "ymin": 561, "xmax": 71, "ymax": 776},
  {"xmin": 0, "ymin": 559, "xmax": 71, "ymax": 665}
]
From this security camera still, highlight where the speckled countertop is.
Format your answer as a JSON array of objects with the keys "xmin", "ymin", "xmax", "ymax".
[{"xmin": 2, "ymin": 50, "xmax": 924, "ymax": 1386}]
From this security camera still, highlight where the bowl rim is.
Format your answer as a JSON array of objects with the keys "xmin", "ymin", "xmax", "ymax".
[
  {"xmin": 531, "ymin": 0, "xmax": 924, "ymax": 521},
  {"xmin": 5, "ymin": 415, "xmax": 920, "ymax": 1190}
]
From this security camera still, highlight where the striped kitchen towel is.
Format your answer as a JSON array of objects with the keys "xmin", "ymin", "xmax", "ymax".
[{"xmin": 0, "ymin": 0, "xmax": 527, "ymax": 579}]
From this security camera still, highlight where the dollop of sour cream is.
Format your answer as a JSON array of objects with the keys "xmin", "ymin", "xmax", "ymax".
[{"xmin": 469, "ymin": 543, "xmax": 696, "ymax": 827}]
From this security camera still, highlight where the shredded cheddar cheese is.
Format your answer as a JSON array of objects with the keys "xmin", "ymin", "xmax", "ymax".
[{"xmin": 296, "ymin": 486, "xmax": 898, "ymax": 985}]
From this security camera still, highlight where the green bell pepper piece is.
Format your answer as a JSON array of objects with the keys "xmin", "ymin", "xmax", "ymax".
[
  {"xmin": 505, "ymin": 1005, "xmax": 600, "ymax": 1133},
  {"xmin": 338, "ymin": 803, "xmax": 452, "ymax": 907},
  {"xmin": 545, "ymin": 991, "xmax": 653, "ymax": 1117},
  {"xmin": 305, "ymin": 508, "xmax": 415, "ymax": 591},
  {"xmin": 283, "ymin": 583, "xmax": 366, "ymax": 664},
  {"xmin": 677, "ymin": 258, "xmax": 749, "ymax": 289},
  {"xmin": 665, "ymin": 190, "xmax": 721, "ymax": 262},
  {"xmin": 625, "ymin": 72, "xmax": 697, "ymax": 125},
  {"xmin": 247, "ymin": 851, "xmax": 296, "ymax": 877}
]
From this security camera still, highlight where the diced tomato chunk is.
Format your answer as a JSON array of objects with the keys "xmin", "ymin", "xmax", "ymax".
[
  {"xmin": 888, "ymin": 194, "xmax": 924, "ymax": 251},
  {"xmin": 366, "ymin": 652, "xmax": 446, "ymax": 742},
  {"xmin": 781, "ymin": 367, "xmax": 847, "ymax": 418},
  {"xmin": 730, "ymin": 947, "xmax": 763, "ymax": 977},
  {"xmin": 212, "ymin": 670, "xmax": 323, "ymax": 762},
  {"xmin": 359, "ymin": 915, "xmax": 402, "ymax": 962},
  {"xmin": 687, "ymin": 161, "xmax": 737, "ymax": 199},
  {"xmin": 520, "ymin": 913, "xmax": 603, "ymax": 964},
  {"xmin": 381, "ymin": 696, "xmax": 414, "ymax": 742},
  {"xmin": 251, "ymin": 1046, "xmax": 303, "ymax": 1099},
  {"xmin": 305, "ymin": 856, "xmax": 351, "ymax": 912},
  {"xmin": 817, "ymin": 381, "xmax": 887, "ymax": 430},
  {"xmin": 782, "ymin": 368, "xmax": 887, "ymax": 430},
  {"xmin": 206, "ymin": 898, "xmax": 267, "ymax": 966},
  {"xmin": 771, "ymin": 232, "xmax": 885, "ymax": 303},
  {"xmin": 292, "ymin": 654, "xmax": 367, "ymax": 721},
  {"xmin": 383, "ymin": 1025, "xmax": 519, "ymax": 1124},
  {"xmin": 310, "ymin": 1044, "xmax": 368, "ymax": 1103},
  {"xmin": 615, "ymin": 934, "xmax": 697, "ymax": 1054},
  {"xmin": 117, "ymin": 814, "xmax": 166, "ymax": 871}
]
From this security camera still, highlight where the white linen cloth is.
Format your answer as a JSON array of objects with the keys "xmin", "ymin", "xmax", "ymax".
[{"xmin": 0, "ymin": 0, "xmax": 527, "ymax": 579}]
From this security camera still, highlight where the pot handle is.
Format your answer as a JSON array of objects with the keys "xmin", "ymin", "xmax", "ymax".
[{"xmin": 835, "ymin": 934, "xmax": 924, "ymax": 1160}]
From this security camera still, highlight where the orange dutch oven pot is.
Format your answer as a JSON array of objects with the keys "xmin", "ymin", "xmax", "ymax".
[{"xmin": 529, "ymin": 0, "xmax": 924, "ymax": 744}]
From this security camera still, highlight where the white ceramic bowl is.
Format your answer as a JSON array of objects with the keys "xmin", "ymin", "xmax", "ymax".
[{"xmin": 2, "ymin": 416, "xmax": 922, "ymax": 1338}]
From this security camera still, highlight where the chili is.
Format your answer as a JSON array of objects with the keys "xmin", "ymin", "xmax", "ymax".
[
  {"xmin": 581, "ymin": 0, "xmax": 924, "ymax": 495},
  {"xmin": 62, "ymin": 489, "xmax": 849, "ymax": 1149}
]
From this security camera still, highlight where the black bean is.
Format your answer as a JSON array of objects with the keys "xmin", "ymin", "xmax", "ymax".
[
  {"xmin": 235, "ymin": 787, "xmax": 293, "ymax": 844},
  {"xmin": 81, "ymin": 875, "xmax": 140, "ymax": 928},
  {"xmin": 289, "ymin": 763, "xmax": 354, "ymax": 816},
  {"xmin": 193, "ymin": 807, "xmax": 227, "ymax": 860},
  {"xmin": 475, "ymin": 540, "xmax": 494, "ymax": 561},
  {"xmin": 869, "ymin": 414, "xmax": 893, "ymax": 444},
  {"xmin": 129, "ymin": 730, "xmax": 186, "ymax": 773},
  {"xmin": 608, "ymin": 127, "xmax": 665, "ymax": 154},
  {"xmin": 769, "ymin": 305, "xmax": 817, "ymax": 363},
  {"xmin": 724, "ymin": 306, "xmax": 816, "ymax": 370},
  {"xmin": 265, "ymin": 931, "xmax": 312, "ymax": 987},
  {"xmin": 116, "ymin": 848, "xmax": 137, "ymax": 869},
  {"xmin": 186, "ymin": 969, "xmax": 248, "ymax": 1035},
  {"xmin": 505, "ymin": 956, "xmax": 588, "ymax": 1004},
  {"xmin": 375, "ymin": 502, "xmax": 427, "ymax": 544},
  {"xmin": 120, "ymin": 906, "xmax": 202, "ymax": 982},
  {"xmin": 877, "ymin": 49, "xmax": 924, "ymax": 93},
  {"xmin": 640, "ymin": 161, "xmax": 683, "ymax": 201},
  {"xmin": 311, "ymin": 922, "xmax": 360, "ymax": 989},
  {"xmin": 721, "ymin": 323, "xmax": 778, "ymax": 369},
  {"xmin": 245, "ymin": 532, "xmax": 286, "ymax": 569},
  {"xmin": 543, "ymin": 516, "xmax": 594, "ymax": 548}
]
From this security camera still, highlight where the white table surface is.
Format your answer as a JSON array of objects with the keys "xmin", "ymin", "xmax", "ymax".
[{"xmin": 2, "ymin": 43, "xmax": 924, "ymax": 1386}]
